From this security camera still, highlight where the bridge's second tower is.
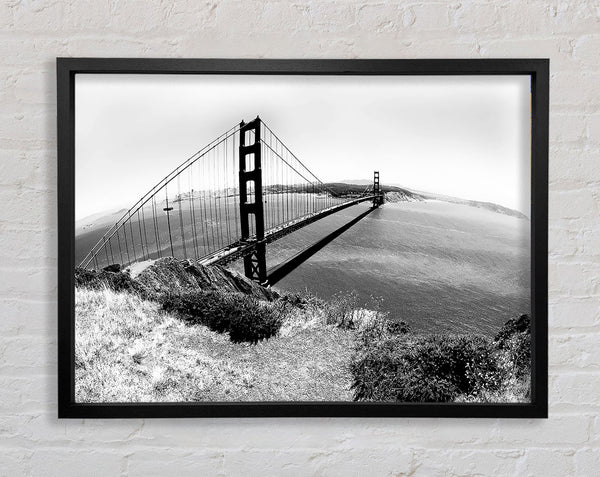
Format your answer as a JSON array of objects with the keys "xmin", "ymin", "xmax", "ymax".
[
  {"xmin": 373, "ymin": 171, "xmax": 384, "ymax": 207},
  {"xmin": 239, "ymin": 117, "xmax": 268, "ymax": 285}
]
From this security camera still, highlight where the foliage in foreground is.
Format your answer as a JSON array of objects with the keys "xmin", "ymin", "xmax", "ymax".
[
  {"xmin": 75, "ymin": 266, "xmax": 145, "ymax": 296},
  {"xmin": 161, "ymin": 290, "xmax": 286, "ymax": 344},
  {"xmin": 351, "ymin": 334, "xmax": 501, "ymax": 402},
  {"xmin": 75, "ymin": 265, "xmax": 531, "ymax": 403},
  {"xmin": 350, "ymin": 315, "xmax": 531, "ymax": 403},
  {"xmin": 75, "ymin": 287, "xmax": 355, "ymax": 402}
]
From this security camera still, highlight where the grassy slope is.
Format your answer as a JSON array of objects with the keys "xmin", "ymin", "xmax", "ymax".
[{"xmin": 76, "ymin": 287, "xmax": 355, "ymax": 402}]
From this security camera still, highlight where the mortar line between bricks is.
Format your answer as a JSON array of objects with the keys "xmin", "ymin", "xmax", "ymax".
[{"xmin": 0, "ymin": 442, "xmax": 595, "ymax": 451}]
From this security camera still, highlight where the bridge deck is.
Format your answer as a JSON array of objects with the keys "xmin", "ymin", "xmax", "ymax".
[{"xmin": 199, "ymin": 195, "xmax": 377, "ymax": 268}]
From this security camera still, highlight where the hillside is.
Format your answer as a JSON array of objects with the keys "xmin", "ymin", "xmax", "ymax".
[
  {"xmin": 75, "ymin": 260, "xmax": 357, "ymax": 402},
  {"xmin": 76, "ymin": 287, "xmax": 356, "ymax": 402},
  {"xmin": 324, "ymin": 182, "xmax": 425, "ymax": 200},
  {"xmin": 75, "ymin": 259, "xmax": 531, "ymax": 403},
  {"xmin": 417, "ymin": 192, "xmax": 529, "ymax": 220}
]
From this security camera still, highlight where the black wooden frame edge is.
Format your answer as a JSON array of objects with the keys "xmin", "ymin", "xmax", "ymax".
[{"xmin": 57, "ymin": 58, "xmax": 549, "ymax": 419}]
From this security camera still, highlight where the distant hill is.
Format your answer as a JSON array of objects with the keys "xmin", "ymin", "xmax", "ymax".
[
  {"xmin": 420, "ymin": 193, "xmax": 528, "ymax": 220},
  {"xmin": 337, "ymin": 180, "xmax": 528, "ymax": 220},
  {"xmin": 326, "ymin": 182, "xmax": 423, "ymax": 196},
  {"xmin": 337, "ymin": 179, "xmax": 373, "ymax": 186},
  {"xmin": 76, "ymin": 208, "xmax": 128, "ymax": 234}
]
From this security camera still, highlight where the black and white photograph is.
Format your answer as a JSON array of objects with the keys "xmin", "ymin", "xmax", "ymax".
[{"xmin": 72, "ymin": 68, "xmax": 533, "ymax": 406}]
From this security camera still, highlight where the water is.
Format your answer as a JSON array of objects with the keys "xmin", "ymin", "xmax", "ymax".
[
  {"xmin": 77, "ymin": 197, "xmax": 531, "ymax": 336},
  {"xmin": 75, "ymin": 193, "xmax": 347, "ymax": 268},
  {"xmin": 266, "ymin": 200, "xmax": 531, "ymax": 336}
]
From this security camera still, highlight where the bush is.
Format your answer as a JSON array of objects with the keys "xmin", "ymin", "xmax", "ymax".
[
  {"xmin": 161, "ymin": 291, "xmax": 284, "ymax": 344},
  {"xmin": 324, "ymin": 291, "xmax": 361, "ymax": 329},
  {"xmin": 162, "ymin": 290, "xmax": 233, "ymax": 332},
  {"xmin": 228, "ymin": 299, "xmax": 285, "ymax": 344},
  {"xmin": 494, "ymin": 314, "xmax": 530, "ymax": 349},
  {"xmin": 493, "ymin": 314, "xmax": 531, "ymax": 380},
  {"xmin": 324, "ymin": 292, "xmax": 384, "ymax": 330},
  {"xmin": 386, "ymin": 320, "xmax": 410, "ymax": 335},
  {"xmin": 496, "ymin": 330, "xmax": 531, "ymax": 380},
  {"xmin": 356, "ymin": 312, "xmax": 389, "ymax": 348},
  {"xmin": 75, "ymin": 267, "xmax": 143, "ymax": 296},
  {"xmin": 351, "ymin": 334, "xmax": 501, "ymax": 402},
  {"xmin": 280, "ymin": 291, "xmax": 320, "ymax": 310}
]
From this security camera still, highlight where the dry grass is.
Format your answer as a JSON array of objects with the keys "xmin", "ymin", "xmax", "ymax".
[
  {"xmin": 76, "ymin": 286, "xmax": 529, "ymax": 404},
  {"xmin": 75, "ymin": 287, "xmax": 356, "ymax": 402}
]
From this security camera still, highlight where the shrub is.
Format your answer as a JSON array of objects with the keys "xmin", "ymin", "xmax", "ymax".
[
  {"xmin": 161, "ymin": 290, "xmax": 233, "ymax": 332},
  {"xmin": 228, "ymin": 299, "xmax": 285, "ymax": 344},
  {"xmin": 351, "ymin": 334, "xmax": 501, "ymax": 402},
  {"xmin": 324, "ymin": 291, "xmax": 361, "ymax": 329},
  {"xmin": 494, "ymin": 314, "xmax": 530, "ymax": 349},
  {"xmin": 496, "ymin": 330, "xmax": 531, "ymax": 380},
  {"xmin": 75, "ymin": 267, "xmax": 143, "ymax": 296},
  {"xmin": 356, "ymin": 312, "xmax": 389, "ymax": 348},
  {"xmin": 493, "ymin": 313, "xmax": 531, "ymax": 381},
  {"xmin": 161, "ymin": 291, "xmax": 284, "ymax": 344},
  {"xmin": 324, "ymin": 291, "xmax": 384, "ymax": 330},
  {"xmin": 386, "ymin": 320, "xmax": 410, "ymax": 335},
  {"xmin": 280, "ymin": 291, "xmax": 309, "ymax": 309}
]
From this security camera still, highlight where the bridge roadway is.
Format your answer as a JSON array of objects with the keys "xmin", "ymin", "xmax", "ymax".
[{"xmin": 199, "ymin": 194, "xmax": 378, "ymax": 283}]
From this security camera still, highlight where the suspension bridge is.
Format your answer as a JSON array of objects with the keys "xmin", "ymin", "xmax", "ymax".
[{"xmin": 79, "ymin": 117, "xmax": 384, "ymax": 287}]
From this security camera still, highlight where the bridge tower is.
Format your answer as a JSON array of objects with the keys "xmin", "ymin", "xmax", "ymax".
[
  {"xmin": 239, "ymin": 117, "xmax": 268, "ymax": 285},
  {"xmin": 373, "ymin": 171, "xmax": 384, "ymax": 207}
]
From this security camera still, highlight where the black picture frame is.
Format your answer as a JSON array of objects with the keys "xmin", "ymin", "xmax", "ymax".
[{"xmin": 57, "ymin": 58, "xmax": 548, "ymax": 419}]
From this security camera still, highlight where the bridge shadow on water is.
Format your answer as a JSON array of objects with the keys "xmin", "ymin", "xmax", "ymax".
[{"xmin": 268, "ymin": 206, "xmax": 377, "ymax": 285}]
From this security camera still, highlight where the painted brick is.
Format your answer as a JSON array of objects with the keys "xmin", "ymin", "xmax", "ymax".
[
  {"xmin": 1, "ymin": 298, "xmax": 56, "ymax": 336},
  {"xmin": 11, "ymin": 0, "xmax": 67, "ymax": 32},
  {"xmin": 587, "ymin": 113, "xmax": 600, "ymax": 144},
  {"xmin": 0, "ymin": 335, "xmax": 57, "ymax": 375},
  {"xmin": 549, "ymin": 298, "xmax": 600, "ymax": 328},
  {"xmin": 0, "ymin": 449, "xmax": 32, "ymax": 477},
  {"xmin": 551, "ymin": 373, "xmax": 600, "ymax": 407},
  {"xmin": 308, "ymin": 2, "xmax": 357, "ymax": 33},
  {"xmin": 29, "ymin": 450, "xmax": 123, "ymax": 477},
  {"xmin": 550, "ymin": 146, "xmax": 600, "ymax": 186},
  {"xmin": 575, "ymin": 447, "xmax": 600, "ymax": 476},
  {"xmin": 553, "ymin": 71, "xmax": 600, "ymax": 106},
  {"xmin": 413, "ymin": 448, "xmax": 523, "ymax": 477},
  {"xmin": 452, "ymin": 2, "xmax": 502, "ymax": 34},
  {"xmin": 0, "ymin": 0, "xmax": 599, "ymax": 475},
  {"xmin": 519, "ymin": 449, "xmax": 577, "ymax": 476},
  {"xmin": 550, "ymin": 333, "xmax": 600, "ymax": 369},
  {"xmin": 126, "ymin": 449, "xmax": 224, "ymax": 476},
  {"xmin": 550, "ymin": 113, "xmax": 587, "ymax": 144},
  {"xmin": 573, "ymin": 34, "xmax": 600, "ymax": 67},
  {"xmin": 549, "ymin": 188, "xmax": 598, "ymax": 220},
  {"xmin": 356, "ymin": 4, "xmax": 403, "ymax": 33},
  {"xmin": 490, "ymin": 416, "xmax": 590, "ymax": 446},
  {"xmin": 478, "ymin": 37, "xmax": 575, "ymax": 71},
  {"xmin": 548, "ymin": 261, "xmax": 600, "ymax": 297}
]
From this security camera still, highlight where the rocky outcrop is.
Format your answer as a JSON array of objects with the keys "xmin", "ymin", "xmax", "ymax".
[
  {"xmin": 133, "ymin": 258, "xmax": 277, "ymax": 301},
  {"xmin": 75, "ymin": 258, "xmax": 277, "ymax": 301}
]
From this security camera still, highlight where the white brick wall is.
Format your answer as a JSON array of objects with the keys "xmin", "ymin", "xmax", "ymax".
[{"xmin": 1, "ymin": 1, "xmax": 598, "ymax": 475}]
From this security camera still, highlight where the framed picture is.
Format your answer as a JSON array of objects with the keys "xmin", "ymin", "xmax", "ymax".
[{"xmin": 57, "ymin": 58, "xmax": 548, "ymax": 418}]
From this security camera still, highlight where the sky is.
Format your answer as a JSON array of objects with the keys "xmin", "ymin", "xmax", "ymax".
[{"xmin": 75, "ymin": 73, "xmax": 531, "ymax": 220}]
